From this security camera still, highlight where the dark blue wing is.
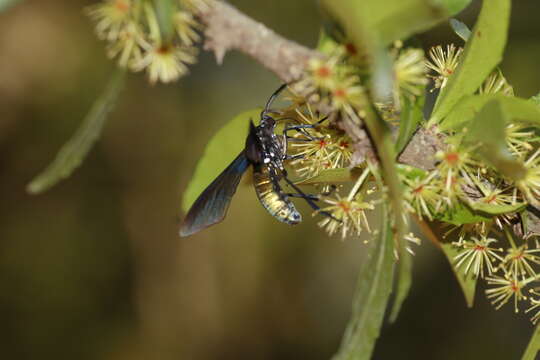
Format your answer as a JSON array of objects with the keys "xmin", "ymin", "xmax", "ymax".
[{"xmin": 179, "ymin": 152, "xmax": 250, "ymax": 237}]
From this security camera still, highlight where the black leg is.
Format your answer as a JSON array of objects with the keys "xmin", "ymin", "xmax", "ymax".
[
  {"xmin": 284, "ymin": 154, "xmax": 305, "ymax": 160},
  {"xmin": 282, "ymin": 176, "xmax": 341, "ymax": 222},
  {"xmin": 285, "ymin": 193, "xmax": 320, "ymax": 201}
]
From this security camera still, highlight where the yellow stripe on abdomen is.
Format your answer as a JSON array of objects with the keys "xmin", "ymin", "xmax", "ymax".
[{"xmin": 253, "ymin": 168, "xmax": 301, "ymax": 224}]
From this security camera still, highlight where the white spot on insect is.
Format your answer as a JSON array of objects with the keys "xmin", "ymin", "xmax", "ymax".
[
  {"xmin": 264, "ymin": 158, "xmax": 271, "ymax": 164},
  {"xmin": 270, "ymin": 152, "xmax": 275, "ymax": 157}
]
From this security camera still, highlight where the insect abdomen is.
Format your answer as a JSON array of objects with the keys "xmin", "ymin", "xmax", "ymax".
[{"xmin": 253, "ymin": 167, "xmax": 301, "ymax": 225}]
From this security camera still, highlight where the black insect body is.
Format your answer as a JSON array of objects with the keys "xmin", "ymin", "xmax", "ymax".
[{"xmin": 179, "ymin": 84, "xmax": 328, "ymax": 237}]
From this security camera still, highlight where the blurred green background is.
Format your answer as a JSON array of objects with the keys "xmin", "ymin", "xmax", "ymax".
[{"xmin": 0, "ymin": 1, "xmax": 539, "ymax": 359}]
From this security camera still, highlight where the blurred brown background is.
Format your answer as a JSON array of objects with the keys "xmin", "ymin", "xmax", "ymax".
[{"xmin": 0, "ymin": 1, "xmax": 538, "ymax": 359}]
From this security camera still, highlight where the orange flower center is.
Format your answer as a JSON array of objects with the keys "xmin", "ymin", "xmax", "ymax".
[
  {"xmin": 338, "ymin": 201, "xmax": 351, "ymax": 213},
  {"xmin": 316, "ymin": 66, "xmax": 331, "ymax": 78},
  {"xmin": 333, "ymin": 88, "xmax": 346, "ymax": 98},
  {"xmin": 115, "ymin": 0, "xmax": 130, "ymax": 12},
  {"xmin": 157, "ymin": 45, "xmax": 171, "ymax": 55},
  {"xmin": 317, "ymin": 139, "xmax": 327, "ymax": 149},
  {"xmin": 445, "ymin": 152, "xmax": 459, "ymax": 165}
]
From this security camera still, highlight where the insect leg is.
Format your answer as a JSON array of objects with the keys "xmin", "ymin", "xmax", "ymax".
[
  {"xmin": 285, "ymin": 193, "xmax": 320, "ymax": 201},
  {"xmin": 282, "ymin": 176, "xmax": 341, "ymax": 222}
]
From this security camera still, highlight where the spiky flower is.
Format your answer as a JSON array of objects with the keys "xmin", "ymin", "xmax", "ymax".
[
  {"xmin": 134, "ymin": 42, "xmax": 196, "ymax": 84},
  {"xmin": 394, "ymin": 48, "xmax": 428, "ymax": 97},
  {"xmin": 316, "ymin": 193, "xmax": 374, "ymax": 238},
  {"xmin": 329, "ymin": 75, "xmax": 364, "ymax": 110},
  {"xmin": 526, "ymin": 290, "xmax": 540, "ymax": 324},
  {"xmin": 454, "ymin": 236, "xmax": 504, "ymax": 278},
  {"xmin": 303, "ymin": 56, "xmax": 341, "ymax": 91},
  {"xmin": 403, "ymin": 171, "xmax": 440, "ymax": 220},
  {"xmin": 174, "ymin": 11, "xmax": 201, "ymax": 46},
  {"xmin": 87, "ymin": 0, "xmax": 205, "ymax": 84},
  {"xmin": 486, "ymin": 272, "xmax": 528, "ymax": 312},
  {"xmin": 86, "ymin": 0, "xmax": 133, "ymax": 42},
  {"xmin": 479, "ymin": 71, "xmax": 514, "ymax": 96},
  {"xmin": 425, "ymin": 44, "xmax": 463, "ymax": 90},
  {"xmin": 506, "ymin": 123, "xmax": 535, "ymax": 156},
  {"xmin": 435, "ymin": 144, "xmax": 479, "ymax": 208},
  {"xmin": 502, "ymin": 243, "xmax": 540, "ymax": 280},
  {"xmin": 444, "ymin": 222, "xmax": 490, "ymax": 246},
  {"xmin": 516, "ymin": 148, "xmax": 540, "ymax": 204},
  {"xmin": 290, "ymin": 105, "xmax": 352, "ymax": 180},
  {"xmin": 106, "ymin": 21, "xmax": 143, "ymax": 68},
  {"xmin": 316, "ymin": 168, "xmax": 374, "ymax": 238}
]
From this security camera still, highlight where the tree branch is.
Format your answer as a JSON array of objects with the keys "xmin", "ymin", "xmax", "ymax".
[
  {"xmin": 198, "ymin": 1, "xmax": 540, "ymax": 236},
  {"xmin": 199, "ymin": 1, "xmax": 322, "ymax": 83}
]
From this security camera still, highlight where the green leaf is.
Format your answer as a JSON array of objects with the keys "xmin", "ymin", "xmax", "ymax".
[
  {"xmin": 181, "ymin": 109, "xmax": 260, "ymax": 212},
  {"xmin": 441, "ymin": 94, "xmax": 540, "ymax": 131},
  {"xmin": 389, "ymin": 249, "xmax": 412, "ymax": 323},
  {"xmin": 440, "ymin": 243, "xmax": 477, "ymax": 307},
  {"xmin": 522, "ymin": 323, "xmax": 540, "ymax": 360},
  {"xmin": 435, "ymin": 201, "xmax": 491, "ymax": 225},
  {"xmin": 396, "ymin": 93, "xmax": 425, "ymax": 154},
  {"xmin": 467, "ymin": 201, "xmax": 525, "ymax": 215},
  {"xmin": 430, "ymin": 0, "xmax": 511, "ymax": 124},
  {"xmin": 449, "ymin": 18, "xmax": 472, "ymax": 41},
  {"xmin": 321, "ymin": 0, "xmax": 471, "ymax": 46},
  {"xmin": 27, "ymin": 69, "xmax": 126, "ymax": 194},
  {"xmin": 0, "ymin": 0, "xmax": 21, "ymax": 12},
  {"xmin": 295, "ymin": 168, "xmax": 358, "ymax": 185},
  {"xmin": 464, "ymin": 99, "xmax": 526, "ymax": 180},
  {"xmin": 396, "ymin": 164, "xmax": 428, "ymax": 179},
  {"xmin": 332, "ymin": 207, "xmax": 395, "ymax": 360}
]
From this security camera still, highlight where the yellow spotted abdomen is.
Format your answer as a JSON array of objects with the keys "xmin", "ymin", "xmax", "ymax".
[{"xmin": 253, "ymin": 167, "xmax": 301, "ymax": 224}]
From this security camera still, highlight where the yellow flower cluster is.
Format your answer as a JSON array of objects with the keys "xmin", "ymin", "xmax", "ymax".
[{"xmin": 87, "ymin": 0, "xmax": 211, "ymax": 83}]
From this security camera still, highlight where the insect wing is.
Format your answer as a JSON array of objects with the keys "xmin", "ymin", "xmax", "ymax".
[{"xmin": 179, "ymin": 152, "xmax": 250, "ymax": 237}]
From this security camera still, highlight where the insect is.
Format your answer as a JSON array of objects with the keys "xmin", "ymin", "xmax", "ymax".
[{"xmin": 179, "ymin": 84, "xmax": 333, "ymax": 237}]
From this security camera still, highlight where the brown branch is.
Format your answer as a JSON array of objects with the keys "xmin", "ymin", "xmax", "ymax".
[
  {"xmin": 199, "ymin": 1, "xmax": 322, "ymax": 83},
  {"xmin": 198, "ymin": 1, "xmax": 540, "ymax": 236}
]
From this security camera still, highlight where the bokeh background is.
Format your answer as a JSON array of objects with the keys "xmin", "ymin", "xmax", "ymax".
[{"xmin": 0, "ymin": 1, "xmax": 539, "ymax": 359}]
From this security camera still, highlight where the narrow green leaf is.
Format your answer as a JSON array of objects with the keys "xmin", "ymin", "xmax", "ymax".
[
  {"xmin": 321, "ymin": 0, "xmax": 471, "ymax": 47},
  {"xmin": 522, "ymin": 323, "xmax": 540, "ymax": 360},
  {"xmin": 464, "ymin": 99, "xmax": 526, "ymax": 180},
  {"xmin": 0, "ymin": 0, "xmax": 21, "ymax": 12},
  {"xmin": 435, "ymin": 201, "xmax": 491, "ymax": 225},
  {"xmin": 389, "ymin": 249, "xmax": 412, "ymax": 322},
  {"xmin": 441, "ymin": 94, "xmax": 540, "ymax": 131},
  {"xmin": 332, "ymin": 206, "xmax": 395, "ymax": 360},
  {"xmin": 449, "ymin": 18, "xmax": 471, "ymax": 41},
  {"xmin": 467, "ymin": 201, "xmax": 525, "ymax": 215},
  {"xmin": 181, "ymin": 109, "xmax": 260, "ymax": 212},
  {"xmin": 396, "ymin": 164, "xmax": 428, "ymax": 180},
  {"xmin": 430, "ymin": 0, "xmax": 511, "ymax": 124},
  {"xmin": 440, "ymin": 243, "xmax": 477, "ymax": 307},
  {"xmin": 27, "ymin": 69, "xmax": 126, "ymax": 194},
  {"xmin": 295, "ymin": 168, "xmax": 357, "ymax": 185},
  {"xmin": 396, "ymin": 93, "xmax": 425, "ymax": 154}
]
